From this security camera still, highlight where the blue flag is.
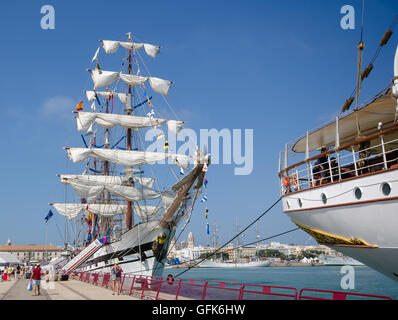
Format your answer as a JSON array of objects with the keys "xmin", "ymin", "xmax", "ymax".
[
  {"xmin": 200, "ymin": 196, "xmax": 208, "ymax": 203},
  {"xmin": 206, "ymin": 223, "xmax": 210, "ymax": 235},
  {"xmin": 45, "ymin": 210, "xmax": 53, "ymax": 223}
]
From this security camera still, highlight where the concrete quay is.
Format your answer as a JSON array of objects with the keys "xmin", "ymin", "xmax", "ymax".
[{"xmin": 0, "ymin": 278, "xmax": 139, "ymax": 300}]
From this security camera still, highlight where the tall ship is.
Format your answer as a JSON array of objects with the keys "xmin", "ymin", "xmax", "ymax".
[
  {"xmin": 49, "ymin": 33, "xmax": 209, "ymax": 277},
  {"xmin": 278, "ymin": 15, "xmax": 398, "ymax": 282}
]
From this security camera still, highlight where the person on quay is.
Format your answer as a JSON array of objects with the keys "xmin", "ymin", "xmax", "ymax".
[
  {"xmin": 30, "ymin": 263, "xmax": 42, "ymax": 296},
  {"xmin": 111, "ymin": 261, "xmax": 123, "ymax": 295}
]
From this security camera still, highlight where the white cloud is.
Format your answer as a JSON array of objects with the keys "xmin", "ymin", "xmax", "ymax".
[{"xmin": 42, "ymin": 96, "xmax": 76, "ymax": 118}]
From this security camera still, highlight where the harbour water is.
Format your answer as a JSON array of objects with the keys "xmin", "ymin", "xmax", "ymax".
[{"xmin": 167, "ymin": 266, "xmax": 398, "ymax": 299}]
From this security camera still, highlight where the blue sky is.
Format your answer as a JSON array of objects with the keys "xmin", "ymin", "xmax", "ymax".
[{"xmin": 1, "ymin": 0, "xmax": 398, "ymax": 248}]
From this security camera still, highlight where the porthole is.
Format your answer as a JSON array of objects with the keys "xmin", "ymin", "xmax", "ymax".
[
  {"xmin": 381, "ymin": 183, "xmax": 391, "ymax": 196},
  {"xmin": 321, "ymin": 193, "xmax": 327, "ymax": 204},
  {"xmin": 298, "ymin": 199, "xmax": 302, "ymax": 208},
  {"xmin": 354, "ymin": 188, "xmax": 362, "ymax": 200}
]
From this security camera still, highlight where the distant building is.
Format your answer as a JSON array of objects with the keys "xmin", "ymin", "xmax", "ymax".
[
  {"xmin": 0, "ymin": 239, "xmax": 62, "ymax": 263},
  {"xmin": 188, "ymin": 232, "xmax": 195, "ymax": 249}
]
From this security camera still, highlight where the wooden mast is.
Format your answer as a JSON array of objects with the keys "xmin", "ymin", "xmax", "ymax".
[{"xmin": 126, "ymin": 32, "xmax": 133, "ymax": 230}]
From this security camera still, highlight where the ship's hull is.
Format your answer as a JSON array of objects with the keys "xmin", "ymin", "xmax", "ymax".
[
  {"xmin": 282, "ymin": 169, "xmax": 398, "ymax": 282},
  {"xmin": 79, "ymin": 220, "xmax": 174, "ymax": 278},
  {"xmin": 199, "ymin": 260, "xmax": 271, "ymax": 268}
]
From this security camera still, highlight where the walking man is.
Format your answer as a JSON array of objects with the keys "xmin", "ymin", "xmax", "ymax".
[
  {"xmin": 111, "ymin": 261, "xmax": 123, "ymax": 295},
  {"xmin": 30, "ymin": 264, "xmax": 42, "ymax": 296}
]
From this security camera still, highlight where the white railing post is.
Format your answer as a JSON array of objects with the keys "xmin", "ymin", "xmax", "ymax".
[
  {"xmin": 335, "ymin": 117, "xmax": 342, "ymax": 181},
  {"xmin": 328, "ymin": 156, "xmax": 333, "ymax": 182},
  {"xmin": 380, "ymin": 135, "xmax": 388, "ymax": 170},
  {"xmin": 352, "ymin": 146, "xmax": 358, "ymax": 176},
  {"xmin": 305, "ymin": 131, "xmax": 313, "ymax": 187}
]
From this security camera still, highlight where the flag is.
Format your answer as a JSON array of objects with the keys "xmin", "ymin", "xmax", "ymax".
[
  {"xmin": 92, "ymin": 47, "xmax": 100, "ymax": 62},
  {"xmin": 205, "ymin": 208, "xmax": 208, "ymax": 219},
  {"xmin": 44, "ymin": 210, "xmax": 53, "ymax": 223},
  {"xmin": 164, "ymin": 141, "xmax": 169, "ymax": 150},
  {"xmin": 204, "ymin": 178, "xmax": 208, "ymax": 188},
  {"xmin": 180, "ymin": 167, "xmax": 185, "ymax": 175},
  {"xmin": 206, "ymin": 223, "xmax": 210, "ymax": 235},
  {"xmin": 203, "ymin": 163, "xmax": 208, "ymax": 173},
  {"xmin": 76, "ymin": 101, "xmax": 83, "ymax": 111},
  {"xmin": 157, "ymin": 134, "xmax": 165, "ymax": 140},
  {"xmin": 99, "ymin": 227, "xmax": 111, "ymax": 244},
  {"xmin": 200, "ymin": 196, "xmax": 208, "ymax": 203}
]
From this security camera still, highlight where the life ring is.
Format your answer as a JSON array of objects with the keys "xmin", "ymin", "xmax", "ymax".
[
  {"xmin": 283, "ymin": 176, "xmax": 289, "ymax": 187},
  {"xmin": 167, "ymin": 274, "xmax": 174, "ymax": 285}
]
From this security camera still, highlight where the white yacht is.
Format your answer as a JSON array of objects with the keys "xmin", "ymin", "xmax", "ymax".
[{"xmin": 278, "ymin": 26, "xmax": 398, "ymax": 282}]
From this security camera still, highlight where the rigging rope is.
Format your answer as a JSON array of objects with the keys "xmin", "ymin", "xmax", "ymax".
[
  {"xmin": 342, "ymin": 13, "xmax": 398, "ymax": 113},
  {"xmin": 173, "ymin": 196, "xmax": 282, "ymax": 278},
  {"xmin": 123, "ymin": 225, "xmax": 299, "ymax": 276}
]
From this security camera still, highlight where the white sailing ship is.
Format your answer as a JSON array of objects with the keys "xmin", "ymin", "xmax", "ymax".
[
  {"xmin": 198, "ymin": 260, "xmax": 271, "ymax": 268},
  {"xmin": 278, "ymin": 21, "xmax": 398, "ymax": 282},
  {"xmin": 318, "ymin": 255, "xmax": 364, "ymax": 266},
  {"xmin": 50, "ymin": 33, "xmax": 209, "ymax": 277}
]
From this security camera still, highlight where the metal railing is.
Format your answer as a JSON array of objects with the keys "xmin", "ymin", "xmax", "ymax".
[
  {"xmin": 69, "ymin": 271, "xmax": 392, "ymax": 300},
  {"xmin": 298, "ymin": 288, "xmax": 392, "ymax": 300},
  {"xmin": 279, "ymin": 125, "xmax": 398, "ymax": 195}
]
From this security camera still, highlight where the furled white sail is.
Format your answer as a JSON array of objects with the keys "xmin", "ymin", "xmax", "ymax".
[
  {"xmin": 148, "ymin": 77, "xmax": 172, "ymax": 96},
  {"xmin": 60, "ymin": 174, "xmax": 155, "ymax": 189},
  {"xmin": 51, "ymin": 203, "xmax": 126, "ymax": 219},
  {"xmin": 105, "ymin": 184, "xmax": 162, "ymax": 202},
  {"xmin": 119, "ymin": 74, "xmax": 149, "ymax": 86},
  {"xmin": 52, "ymin": 203, "xmax": 83, "ymax": 220},
  {"xmin": 100, "ymin": 40, "xmax": 160, "ymax": 58},
  {"xmin": 76, "ymin": 112, "xmax": 183, "ymax": 134},
  {"xmin": 161, "ymin": 190, "xmax": 177, "ymax": 210},
  {"xmin": 143, "ymin": 44, "xmax": 161, "ymax": 58},
  {"xmin": 88, "ymin": 69, "xmax": 172, "ymax": 96},
  {"xmin": 85, "ymin": 204, "xmax": 127, "ymax": 216},
  {"xmin": 133, "ymin": 205, "xmax": 162, "ymax": 222},
  {"xmin": 89, "ymin": 69, "xmax": 119, "ymax": 90},
  {"xmin": 68, "ymin": 180, "xmax": 105, "ymax": 203},
  {"xmin": 60, "ymin": 174, "xmax": 124, "ymax": 186},
  {"xmin": 67, "ymin": 179, "xmax": 162, "ymax": 203},
  {"xmin": 100, "ymin": 40, "xmax": 120, "ymax": 54},
  {"xmin": 66, "ymin": 148, "xmax": 191, "ymax": 169}
]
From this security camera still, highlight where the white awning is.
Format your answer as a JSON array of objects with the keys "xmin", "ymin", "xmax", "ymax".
[{"xmin": 292, "ymin": 89, "xmax": 397, "ymax": 153}]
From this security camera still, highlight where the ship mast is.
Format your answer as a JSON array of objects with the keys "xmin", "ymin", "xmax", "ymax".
[{"xmin": 126, "ymin": 32, "xmax": 134, "ymax": 230}]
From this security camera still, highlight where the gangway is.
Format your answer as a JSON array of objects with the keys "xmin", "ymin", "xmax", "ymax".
[{"xmin": 61, "ymin": 239, "xmax": 103, "ymax": 275}]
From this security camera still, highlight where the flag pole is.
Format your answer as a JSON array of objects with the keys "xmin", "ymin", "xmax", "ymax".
[{"xmin": 45, "ymin": 222, "xmax": 48, "ymax": 262}]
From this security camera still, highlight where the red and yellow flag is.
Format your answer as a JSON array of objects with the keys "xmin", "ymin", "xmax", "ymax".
[{"xmin": 76, "ymin": 101, "xmax": 83, "ymax": 111}]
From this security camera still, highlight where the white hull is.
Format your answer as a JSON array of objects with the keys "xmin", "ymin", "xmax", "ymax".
[
  {"xmin": 283, "ymin": 170, "xmax": 398, "ymax": 282},
  {"xmin": 199, "ymin": 260, "xmax": 271, "ymax": 268},
  {"xmin": 79, "ymin": 220, "xmax": 172, "ymax": 277}
]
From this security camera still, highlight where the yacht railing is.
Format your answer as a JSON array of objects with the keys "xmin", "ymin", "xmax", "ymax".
[{"xmin": 279, "ymin": 124, "xmax": 398, "ymax": 195}]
